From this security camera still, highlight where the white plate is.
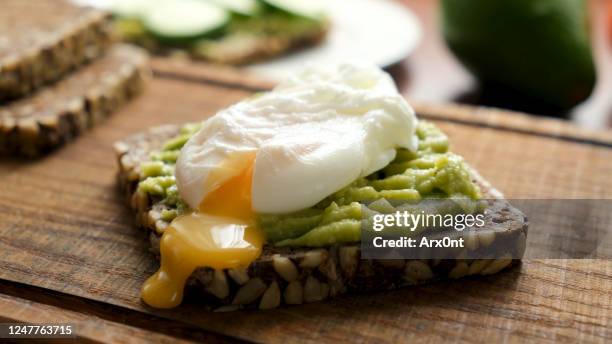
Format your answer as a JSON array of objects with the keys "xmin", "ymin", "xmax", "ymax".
[
  {"xmin": 245, "ymin": 0, "xmax": 422, "ymax": 81},
  {"xmin": 75, "ymin": 0, "xmax": 421, "ymax": 81}
]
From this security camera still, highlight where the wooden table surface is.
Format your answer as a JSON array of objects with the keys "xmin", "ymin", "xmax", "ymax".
[{"xmin": 0, "ymin": 60, "xmax": 610, "ymax": 343}]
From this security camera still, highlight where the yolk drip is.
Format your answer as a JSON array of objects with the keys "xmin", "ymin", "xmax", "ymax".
[{"xmin": 141, "ymin": 154, "xmax": 264, "ymax": 309}]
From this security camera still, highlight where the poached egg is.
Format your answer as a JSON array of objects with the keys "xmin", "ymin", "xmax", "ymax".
[{"xmin": 142, "ymin": 63, "xmax": 418, "ymax": 308}]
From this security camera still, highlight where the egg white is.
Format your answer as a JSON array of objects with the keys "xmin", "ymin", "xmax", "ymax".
[{"xmin": 175, "ymin": 62, "xmax": 419, "ymax": 214}]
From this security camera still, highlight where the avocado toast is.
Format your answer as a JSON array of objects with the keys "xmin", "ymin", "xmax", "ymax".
[
  {"xmin": 116, "ymin": 122, "xmax": 527, "ymax": 310},
  {"xmin": 112, "ymin": 0, "xmax": 329, "ymax": 65}
]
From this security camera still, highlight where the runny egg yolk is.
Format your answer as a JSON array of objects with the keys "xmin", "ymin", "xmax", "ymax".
[{"xmin": 141, "ymin": 153, "xmax": 264, "ymax": 309}]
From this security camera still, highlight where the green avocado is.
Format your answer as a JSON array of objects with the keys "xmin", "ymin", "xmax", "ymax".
[{"xmin": 441, "ymin": 0, "xmax": 596, "ymax": 110}]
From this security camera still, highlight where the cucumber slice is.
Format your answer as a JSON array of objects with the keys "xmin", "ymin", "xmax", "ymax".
[
  {"xmin": 261, "ymin": 0, "xmax": 325, "ymax": 19},
  {"xmin": 110, "ymin": 0, "xmax": 155, "ymax": 19},
  {"xmin": 143, "ymin": 0, "xmax": 230, "ymax": 42},
  {"xmin": 207, "ymin": 0, "xmax": 261, "ymax": 16}
]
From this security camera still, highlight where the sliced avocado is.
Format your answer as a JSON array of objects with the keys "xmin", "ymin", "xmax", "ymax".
[
  {"xmin": 441, "ymin": 0, "xmax": 596, "ymax": 110},
  {"xmin": 142, "ymin": 0, "xmax": 230, "ymax": 44}
]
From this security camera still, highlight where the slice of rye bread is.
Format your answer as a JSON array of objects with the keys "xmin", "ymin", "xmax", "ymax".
[
  {"xmin": 0, "ymin": 44, "xmax": 149, "ymax": 157},
  {"xmin": 115, "ymin": 125, "xmax": 528, "ymax": 311},
  {"xmin": 0, "ymin": 0, "xmax": 114, "ymax": 102}
]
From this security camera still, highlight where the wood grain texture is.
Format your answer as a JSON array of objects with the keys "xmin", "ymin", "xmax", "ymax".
[
  {"xmin": 0, "ymin": 292, "xmax": 195, "ymax": 344},
  {"xmin": 0, "ymin": 66, "xmax": 610, "ymax": 343},
  {"xmin": 0, "ymin": 279, "xmax": 239, "ymax": 343}
]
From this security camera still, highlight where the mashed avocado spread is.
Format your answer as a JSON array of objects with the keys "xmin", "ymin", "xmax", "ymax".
[{"xmin": 137, "ymin": 121, "xmax": 481, "ymax": 247}]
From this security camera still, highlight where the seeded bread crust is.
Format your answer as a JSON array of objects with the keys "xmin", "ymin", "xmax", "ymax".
[
  {"xmin": 0, "ymin": 0, "xmax": 114, "ymax": 102},
  {"xmin": 0, "ymin": 44, "xmax": 149, "ymax": 157},
  {"xmin": 115, "ymin": 125, "xmax": 528, "ymax": 311}
]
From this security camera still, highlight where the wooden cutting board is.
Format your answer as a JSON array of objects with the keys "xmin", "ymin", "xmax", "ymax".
[{"xmin": 0, "ymin": 59, "xmax": 610, "ymax": 343}]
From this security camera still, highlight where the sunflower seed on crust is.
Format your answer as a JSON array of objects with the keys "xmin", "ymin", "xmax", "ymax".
[
  {"xmin": 227, "ymin": 268, "xmax": 250, "ymax": 285},
  {"xmin": 481, "ymin": 255, "xmax": 513, "ymax": 275},
  {"xmin": 272, "ymin": 255, "xmax": 298, "ymax": 282},
  {"xmin": 206, "ymin": 270, "xmax": 230, "ymax": 299},
  {"xmin": 284, "ymin": 281, "xmax": 303, "ymax": 305},
  {"xmin": 233, "ymin": 278, "xmax": 266, "ymax": 305},
  {"xmin": 259, "ymin": 282, "xmax": 281, "ymax": 310}
]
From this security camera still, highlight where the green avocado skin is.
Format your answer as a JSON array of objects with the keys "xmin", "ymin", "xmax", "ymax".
[{"xmin": 441, "ymin": 0, "xmax": 596, "ymax": 109}]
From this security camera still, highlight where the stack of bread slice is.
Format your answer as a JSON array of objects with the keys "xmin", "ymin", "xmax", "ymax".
[{"xmin": 0, "ymin": 0, "xmax": 149, "ymax": 156}]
